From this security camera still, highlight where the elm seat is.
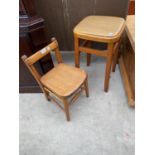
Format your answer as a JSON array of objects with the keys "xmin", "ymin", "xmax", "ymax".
[
  {"xmin": 21, "ymin": 38, "xmax": 89, "ymax": 121},
  {"xmin": 74, "ymin": 16, "xmax": 125, "ymax": 41},
  {"xmin": 41, "ymin": 63, "xmax": 87, "ymax": 97}
]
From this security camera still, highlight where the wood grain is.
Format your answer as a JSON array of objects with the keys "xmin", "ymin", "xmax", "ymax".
[
  {"xmin": 22, "ymin": 39, "xmax": 89, "ymax": 121},
  {"xmin": 119, "ymin": 56, "xmax": 134, "ymax": 106},
  {"xmin": 125, "ymin": 15, "xmax": 135, "ymax": 50},
  {"xmin": 74, "ymin": 16, "xmax": 125, "ymax": 92},
  {"xmin": 40, "ymin": 63, "xmax": 87, "ymax": 97}
]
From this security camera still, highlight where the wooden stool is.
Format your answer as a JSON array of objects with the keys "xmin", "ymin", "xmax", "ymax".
[{"xmin": 74, "ymin": 16, "xmax": 125, "ymax": 92}]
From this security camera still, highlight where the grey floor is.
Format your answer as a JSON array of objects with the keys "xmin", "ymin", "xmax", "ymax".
[{"xmin": 19, "ymin": 52, "xmax": 135, "ymax": 155}]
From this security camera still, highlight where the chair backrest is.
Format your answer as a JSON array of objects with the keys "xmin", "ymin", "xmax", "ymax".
[{"xmin": 21, "ymin": 38, "xmax": 62, "ymax": 89}]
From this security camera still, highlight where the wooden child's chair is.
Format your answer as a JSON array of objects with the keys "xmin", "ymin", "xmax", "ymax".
[{"xmin": 21, "ymin": 38, "xmax": 89, "ymax": 121}]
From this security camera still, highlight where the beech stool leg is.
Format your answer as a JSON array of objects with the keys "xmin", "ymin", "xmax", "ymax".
[
  {"xmin": 63, "ymin": 98, "xmax": 70, "ymax": 121},
  {"xmin": 86, "ymin": 41, "xmax": 92, "ymax": 66},
  {"xmin": 84, "ymin": 78, "xmax": 89, "ymax": 97},
  {"xmin": 104, "ymin": 43, "xmax": 114, "ymax": 92},
  {"xmin": 112, "ymin": 42, "xmax": 120, "ymax": 72},
  {"xmin": 87, "ymin": 54, "xmax": 91, "ymax": 66},
  {"xmin": 74, "ymin": 37, "xmax": 80, "ymax": 68}
]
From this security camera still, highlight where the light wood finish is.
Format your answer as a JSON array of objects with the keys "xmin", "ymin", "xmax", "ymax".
[
  {"xmin": 119, "ymin": 15, "xmax": 135, "ymax": 107},
  {"xmin": 119, "ymin": 57, "xmax": 134, "ymax": 106},
  {"xmin": 25, "ymin": 39, "xmax": 62, "ymax": 65},
  {"xmin": 86, "ymin": 41, "xmax": 92, "ymax": 66},
  {"xmin": 63, "ymin": 99, "xmax": 70, "ymax": 121},
  {"xmin": 104, "ymin": 43, "xmax": 114, "ymax": 92},
  {"xmin": 112, "ymin": 38, "xmax": 122, "ymax": 72},
  {"xmin": 125, "ymin": 15, "xmax": 135, "ymax": 50},
  {"xmin": 40, "ymin": 63, "xmax": 87, "ymax": 97},
  {"xmin": 74, "ymin": 16, "xmax": 125, "ymax": 92},
  {"xmin": 74, "ymin": 16, "xmax": 125, "ymax": 43},
  {"xmin": 74, "ymin": 37, "xmax": 80, "ymax": 68},
  {"xmin": 84, "ymin": 78, "xmax": 89, "ymax": 97},
  {"xmin": 21, "ymin": 38, "xmax": 89, "ymax": 121},
  {"xmin": 79, "ymin": 47, "xmax": 109, "ymax": 57}
]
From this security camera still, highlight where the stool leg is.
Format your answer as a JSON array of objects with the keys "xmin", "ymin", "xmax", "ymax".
[
  {"xmin": 63, "ymin": 98, "xmax": 70, "ymax": 121},
  {"xmin": 87, "ymin": 54, "xmax": 91, "ymax": 66},
  {"xmin": 86, "ymin": 41, "xmax": 92, "ymax": 66},
  {"xmin": 74, "ymin": 37, "xmax": 80, "ymax": 68},
  {"xmin": 112, "ymin": 41, "xmax": 120, "ymax": 72},
  {"xmin": 104, "ymin": 43, "xmax": 114, "ymax": 92}
]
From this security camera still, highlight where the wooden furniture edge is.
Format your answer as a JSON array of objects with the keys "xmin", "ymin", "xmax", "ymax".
[
  {"xmin": 74, "ymin": 20, "xmax": 126, "ymax": 43},
  {"xmin": 125, "ymin": 23, "xmax": 135, "ymax": 51},
  {"xmin": 119, "ymin": 56, "xmax": 135, "ymax": 107}
]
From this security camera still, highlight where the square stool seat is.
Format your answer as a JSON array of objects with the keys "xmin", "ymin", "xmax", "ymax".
[
  {"xmin": 74, "ymin": 16, "xmax": 125, "ymax": 41},
  {"xmin": 74, "ymin": 15, "xmax": 126, "ymax": 92}
]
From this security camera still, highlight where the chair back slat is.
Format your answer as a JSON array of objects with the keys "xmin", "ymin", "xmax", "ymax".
[
  {"xmin": 25, "ymin": 40, "xmax": 58, "ymax": 65},
  {"xmin": 54, "ymin": 46, "xmax": 63, "ymax": 63},
  {"xmin": 21, "ymin": 38, "xmax": 63, "ymax": 86}
]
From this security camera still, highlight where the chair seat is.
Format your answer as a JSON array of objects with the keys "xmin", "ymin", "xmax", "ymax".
[
  {"xmin": 74, "ymin": 16, "xmax": 125, "ymax": 39},
  {"xmin": 40, "ymin": 63, "xmax": 87, "ymax": 97}
]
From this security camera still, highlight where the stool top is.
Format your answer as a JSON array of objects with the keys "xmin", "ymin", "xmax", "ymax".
[{"xmin": 74, "ymin": 16, "xmax": 125, "ymax": 42}]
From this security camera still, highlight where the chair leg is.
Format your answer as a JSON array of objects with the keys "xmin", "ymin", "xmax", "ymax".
[
  {"xmin": 42, "ymin": 88, "xmax": 50, "ymax": 101},
  {"xmin": 84, "ymin": 78, "xmax": 89, "ymax": 97},
  {"xmin": 104, "ymin": 43, "xmax": 114, "ymax": 92},
  {"xmin": 63, "ymin": 98, "xmax": 70, "ymax": 121},
  {"xmin": 74, "ymin": 37, "xmax": 80, "ymax": 68}
]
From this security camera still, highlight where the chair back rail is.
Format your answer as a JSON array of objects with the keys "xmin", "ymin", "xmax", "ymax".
[
  {"xmin": 21, "ymin": 38, "xmax": 63, "ymax": 78},
  {"xmin": 23, "ymin": 39, "xmax": 62, "ymax": 66},
  {"xmin": 21, "ymin": 38, "xmax": 63, "ymax": 91}
]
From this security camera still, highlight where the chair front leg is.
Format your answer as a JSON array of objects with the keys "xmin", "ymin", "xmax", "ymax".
[
  {"xmin": 62, "ymin": 98, "xmax": 70, "ymax": 121},
  {"xmin": 84, "ymin": 78, "xmax": 89, "ymax": 97},
  {"xmin": 41, "ymin": 87, "xmax": 50, "ymax": 101}
]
